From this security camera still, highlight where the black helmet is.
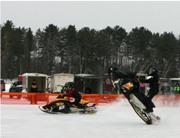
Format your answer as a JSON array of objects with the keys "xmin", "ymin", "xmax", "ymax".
[
  {"xmin": 64, "ymin": 82, "xmax": 74, "ymax": 89},
  {"xmin": 149, "ymin": 67, "xmax": 158, "ymax": 76},
  {"xmin": 108, "ymin": 67, "xmax": 118, "ymax": 75}
]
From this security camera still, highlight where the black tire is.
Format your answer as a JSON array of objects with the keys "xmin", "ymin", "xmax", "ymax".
[{"xmin": 130, "ymin": 102, "xmax": 152, "ymax": 125}]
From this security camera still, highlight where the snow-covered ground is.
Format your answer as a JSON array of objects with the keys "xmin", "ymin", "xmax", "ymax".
[
  {"xmin": 1, "ymin": 82, "xmax": 180, "ymax": 138},
  {"xmin": 1, "ymin": 101, "xmax": 180, "ymax": 138}
]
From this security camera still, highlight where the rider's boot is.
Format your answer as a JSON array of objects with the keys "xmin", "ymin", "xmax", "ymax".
[{"xmin": 149, "ymin": 112, "xmax": 161, "ymax": 120}]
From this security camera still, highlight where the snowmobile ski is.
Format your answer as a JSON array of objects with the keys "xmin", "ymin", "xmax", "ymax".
[
  {"xmin": 38, "ymin": 106, "xmax": 60, "ymax": 114},
  {"xmin": 129, "ymin": 101, "xmax": 152, "ymax": 124}
]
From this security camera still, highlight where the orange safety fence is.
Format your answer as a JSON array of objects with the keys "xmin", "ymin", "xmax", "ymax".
[
  {"xmin": 152, "ymin": 94, "xmax": 180, "ymax": 106},
  {"xmin": 0, "ymin": 92, "xmax": 180, "ymax": 106},
  {"xmin": 0, "ymin": 92, "xmax": 122, "ymax": 105}
]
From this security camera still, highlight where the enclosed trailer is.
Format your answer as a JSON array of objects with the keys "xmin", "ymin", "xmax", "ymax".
[
  {"xmin": 169, "ymin": 78, "xmax": 180, "ymax": 93},
  {"xmin": 74, "ymin": 74, "xmax": 103, "ymax": 94},
  {"xmin": 169, "ymin": 78, "xmax": 180, "ymax": 86},
  {"xmin": 50, "ymin": 73, "xmax": 74, "ymax": 92},
  {"xmin": 22, "ymin": 73, "xmax": 50, "ymax": 92}
]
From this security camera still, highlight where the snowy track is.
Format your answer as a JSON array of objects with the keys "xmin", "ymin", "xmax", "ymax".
[{"xmin": 1, "ymin": 101, "xmax": 180, "ymax": 138}]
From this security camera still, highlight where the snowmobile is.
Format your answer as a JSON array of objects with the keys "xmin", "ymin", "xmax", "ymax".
[
  {"xmin": 39, "ymin": 96, "xmax": 97, "ymax": 114},
  {"xmin": 110, "ymin": 74, "xmax": 160, "ymax": 125}
]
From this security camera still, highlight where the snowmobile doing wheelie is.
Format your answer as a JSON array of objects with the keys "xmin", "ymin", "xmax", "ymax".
[
  {"xmin": 39, "ymin": 96, "xmax": 97, "ymax": 114},
  {"xmin": 109, "ymin": 68, "xmax": 160, "ymax": 124}
]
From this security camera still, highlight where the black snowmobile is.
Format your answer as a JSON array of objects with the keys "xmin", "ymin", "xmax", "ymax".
[
  {"xmin": 109, "ymin": 69, "xmax": 160, "ymax": 124},
  {"xmin": 39, "ymin": 96, "xmax": 97, "ymax": 114}
]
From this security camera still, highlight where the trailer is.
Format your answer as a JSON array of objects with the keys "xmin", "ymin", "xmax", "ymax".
[
  {"xmin": 22, "ymin": 73, "xmax": 50, "ymax": 92},
  {"xmin": 169, "ymin": 78, "xmax": 180, "ymax": 93},
  {"xmin": 74, "ymin": 74, "xmax": 103, "ymax": 94},
  {"xmin": 50, "ymin": 73, "xmax": 74, "ymax": 92},
  {"xmin": 169, "ymin": 78, "xmax": 180, "ymax": 86}
]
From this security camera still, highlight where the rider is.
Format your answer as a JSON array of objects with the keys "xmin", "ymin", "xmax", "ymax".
[
  {"xmin": 42, "ymin": 82, "xmax": 84, "ymax": 111},
  {"xmin": 60, "ymin": 82, "xmax": 84, "ymax": 109},
  {"xmin": 140, "ymin": 67, "xmax": 160, "ymax": 100},
  {"xmin": 108, "ymin": 67, "xmax": 156, "ymax": 113}
]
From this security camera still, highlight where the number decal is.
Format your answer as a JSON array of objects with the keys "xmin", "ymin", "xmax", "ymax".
[{"xmin": 59, "ymin": 105, "xmax": 65, "ymax": 110}]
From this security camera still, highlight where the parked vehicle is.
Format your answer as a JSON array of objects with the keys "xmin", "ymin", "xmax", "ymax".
[
  {"xmin": 169, "ymin": 78, "xmax": 180, "ymax": 93},
  {"xmin": 50, "ymin": 73, "xmax": 74, "ymax": 93},
  {"xmin": 21, "ymin": 73, "xmax": 50, "ymax": 102},
  {"xmin": 9, "ymin": 80, "xmax": 23, "ymax": 99},
  {"xmin": 74, "ymin": 74, "xmax": 103, "ymax": 94},
  {"xmin": 0, "ymin": 79, "xmax": 6, "ymax": 91},
  {"xmin": 22, "ymin": 73, "xmax": 50, "ymax": 92}
]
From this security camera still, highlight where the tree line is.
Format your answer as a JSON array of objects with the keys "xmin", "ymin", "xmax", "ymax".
[{"xmin": 1, "ymin": 20, "xmax": 180, "ymax": 79}]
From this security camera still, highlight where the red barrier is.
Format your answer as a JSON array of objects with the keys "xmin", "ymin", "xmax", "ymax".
[
  {"xmin": 1, "ymin": 92, "xmax": 180, "ymax": 106},
  {"xmin": 0, "ymin": 93, "xmax": 121, "ymax": 105},
  {"xmin": 153, "ymin": 94, "xmax": 180, "ymax": 106},
  {"xmin": 81, "ymin": 94, "xmax": 122, "ymax": 105}
]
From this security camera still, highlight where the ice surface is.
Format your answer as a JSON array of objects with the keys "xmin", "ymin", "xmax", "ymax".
[{"xmin": 1, "ymin": 101, "xmax": 180, "ymax": 138}]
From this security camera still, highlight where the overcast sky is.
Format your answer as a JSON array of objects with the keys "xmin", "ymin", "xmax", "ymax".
[{"xmin": 1, "ymin": 1, "xmax": 180, "ymax": 35}]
